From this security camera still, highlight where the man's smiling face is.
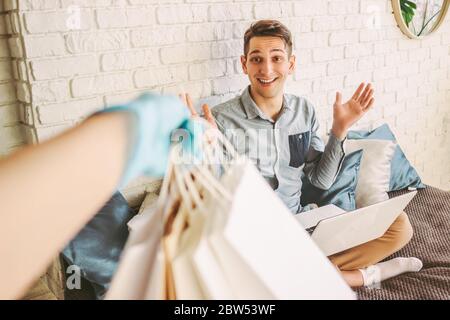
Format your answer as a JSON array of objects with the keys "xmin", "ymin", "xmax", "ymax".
[{"xmin": 241, "ymin": 36, "xmax": 296, "ymax": 101}]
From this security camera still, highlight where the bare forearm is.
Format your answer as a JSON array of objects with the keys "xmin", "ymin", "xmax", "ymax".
[{"xmin": 0, "ymin": 112, "xmax": 128, "ymax": 299}]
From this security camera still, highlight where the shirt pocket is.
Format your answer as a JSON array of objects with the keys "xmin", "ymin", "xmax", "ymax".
[{"xmin": 288, "ymin": 131, "xmax": 310, "ymax": 168}]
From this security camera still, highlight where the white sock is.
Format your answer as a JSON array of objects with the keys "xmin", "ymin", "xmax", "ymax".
[{"xmin": 359, "ymin": 257, "xmax": 423, "ymax": 287}]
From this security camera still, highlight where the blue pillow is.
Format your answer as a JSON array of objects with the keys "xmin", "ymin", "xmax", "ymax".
[
  {"xmin": 301, "ymin": 150, "xmax": 363, "ymax": 211},
  {"xmin": 62, "ymin": 192, "xmax": 137, "ymax": 299},
  {"xmin": 347, "ymin": 123, "xmax": 425, "ymax": 191}
]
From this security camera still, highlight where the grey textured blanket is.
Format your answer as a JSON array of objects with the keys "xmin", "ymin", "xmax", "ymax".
[{"xmin": 357, "ymin": 186, "xmax": 450, "ymax": 300}]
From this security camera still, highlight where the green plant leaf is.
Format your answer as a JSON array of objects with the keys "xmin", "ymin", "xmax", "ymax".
[
  {"xmin": 404, "ymin": 0, "xmax": 417, "ymax": 9},
  {"xmin": 400, "ymin": 0, "xmax": 416, "ymax": 27}
]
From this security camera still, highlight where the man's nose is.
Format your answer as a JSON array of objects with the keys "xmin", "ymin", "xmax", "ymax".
[{"xmin": 260, "ymin": 60, "xmax": 274, "ymax": 75}]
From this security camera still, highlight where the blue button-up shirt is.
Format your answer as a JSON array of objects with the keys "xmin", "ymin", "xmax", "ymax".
[{"xmin": 211, "ymin": 86, "xmax": 346, "ymax": 213}]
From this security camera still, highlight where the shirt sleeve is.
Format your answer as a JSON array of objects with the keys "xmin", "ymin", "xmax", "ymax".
[{"xmin": 303, "ymin": 108, "xmax": 346, "ymax": 190}]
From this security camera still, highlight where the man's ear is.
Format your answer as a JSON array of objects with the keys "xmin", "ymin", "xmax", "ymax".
[
  {"xmin": 288, "ymin": 54, "xmax": 296, "ymax": 75},
  {"xmin": 240, "ymin": 55, "xmax": 248, "ymax": 74}
]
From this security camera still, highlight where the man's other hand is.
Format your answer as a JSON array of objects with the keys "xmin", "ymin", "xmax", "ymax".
[{"xmin": 179, "ymin": 93, "xmax": 218, "ymax": 129}]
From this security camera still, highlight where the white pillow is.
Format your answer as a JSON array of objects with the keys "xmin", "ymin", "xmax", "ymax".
[{"xmin": 345, "ymin": 139, "xmax": 396, "ymax": 208}]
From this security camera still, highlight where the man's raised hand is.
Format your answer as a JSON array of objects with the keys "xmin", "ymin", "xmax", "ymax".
[
  {"xmin": 179, "ymin": 93, "xmax": 218, "ymax": 129},
  {"xmin": 332, "ymin": 82, "xmax": 374, "ymax": 139}
]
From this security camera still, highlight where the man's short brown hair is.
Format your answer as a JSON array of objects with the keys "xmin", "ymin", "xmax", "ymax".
[{"xmin": 243, "ymin": 20, "xmax": 293, "ymax": 57}]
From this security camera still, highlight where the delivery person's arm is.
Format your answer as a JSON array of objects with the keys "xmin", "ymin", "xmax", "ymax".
[{"xmin": 0, "ymin": 93, "xmax": 197, "ymax": 299}]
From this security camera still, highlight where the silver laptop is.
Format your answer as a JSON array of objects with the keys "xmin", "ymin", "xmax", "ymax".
[{"xmin": 295, "ymin": 191, "xmax": 417, "ymax": 256}]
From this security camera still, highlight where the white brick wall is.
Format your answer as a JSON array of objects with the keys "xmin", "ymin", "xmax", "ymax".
[
  {"xmin": 0, "ymin": 0, "xmax": 448, "ymax": 202},
  {"xmin": 0, "ymin": 3, "xmax": 25, "ymax": 156}
]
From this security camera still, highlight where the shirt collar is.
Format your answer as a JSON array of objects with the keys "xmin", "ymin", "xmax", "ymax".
[{"xmin": 240, "ymin": 86, "xmax": 292, "ymax": 121}]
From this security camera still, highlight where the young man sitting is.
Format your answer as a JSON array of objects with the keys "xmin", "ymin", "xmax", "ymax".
[{"xmin": 183, "ymin": 20, "xmax": 422, "ymax": 288}]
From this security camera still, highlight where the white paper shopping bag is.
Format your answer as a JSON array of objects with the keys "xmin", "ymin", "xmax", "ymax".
[
  {"xmin": 209, "ymin": 159, "xmax": 356, "ymax": 300},
  {"xmin": 170, "ymin": 169, "xmax": 235, "ymax": 300},
  {"xmin": 170, "ymin": 206, "xmax": 207, "ymax": 300},
  {"xmin": 208, "ymin": 199, "xmax": 276, "ymax": 299},
  {"xmin": 106, "ymin": 201, "xmax": 164, "ymax": 299},
  {"xmin": 190, "ymin": 196, "xmax": 236, "ymax": 300}
]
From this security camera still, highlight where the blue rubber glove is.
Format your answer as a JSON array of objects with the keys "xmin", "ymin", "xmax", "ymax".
[{"xmin": 99, "ymin": 93, "xmax": 201, "ymax": 188}]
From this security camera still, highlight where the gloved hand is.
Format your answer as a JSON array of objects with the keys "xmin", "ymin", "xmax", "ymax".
[{"xmin": 99, "ymin": 93, "xmax": 202, "ymax": 188}]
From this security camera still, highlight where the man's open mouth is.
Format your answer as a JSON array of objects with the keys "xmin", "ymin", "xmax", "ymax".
[{"xmin": 257, "ymin": 78, "xmax": 278, "ymax": 85}]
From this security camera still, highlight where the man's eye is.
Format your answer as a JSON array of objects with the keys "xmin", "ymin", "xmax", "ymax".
[
  {"xmin": 273, "ymin": 56, "xmax": 283, "ymax": 62},
  {"xmin": 250, "ymin": 57, "xmax": 261, "ymax": 63}
]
